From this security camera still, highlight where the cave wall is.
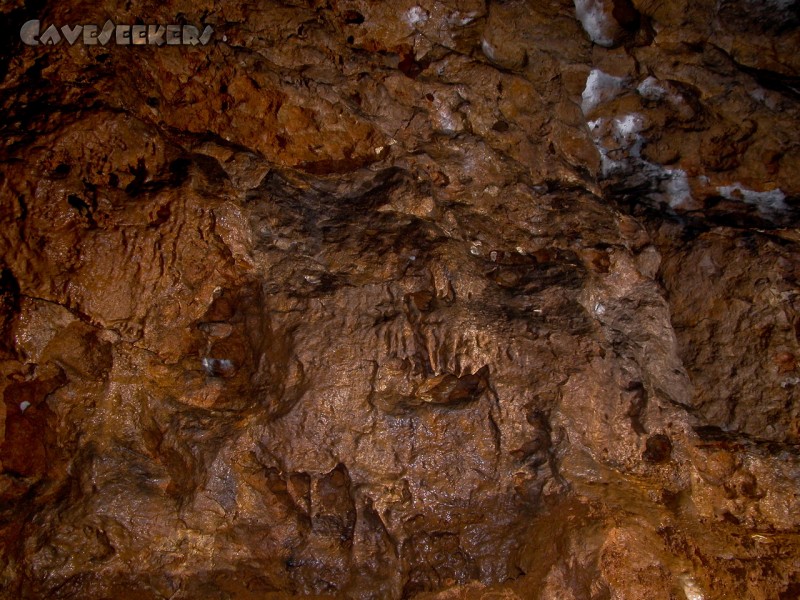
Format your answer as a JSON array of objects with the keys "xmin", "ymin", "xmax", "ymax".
[{"xmin": 0, "ymin": 1, "xmax": 799, "ymax": 598}]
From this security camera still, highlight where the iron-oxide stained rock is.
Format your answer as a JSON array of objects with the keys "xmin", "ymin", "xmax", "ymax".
[{"xmin": 0, "ymin": 1, "xmax": 799, "ymax": 598}]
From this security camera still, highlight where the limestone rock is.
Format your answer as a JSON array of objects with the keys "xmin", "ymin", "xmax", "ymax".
[{"xmin": 0, "ymin": 1, "xmax": 798, "ymax": 598}]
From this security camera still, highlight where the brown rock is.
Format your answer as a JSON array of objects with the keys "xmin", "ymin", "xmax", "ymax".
[{"xmin": 0, "ymin": 1, "xmax": 799, "ymax": 598}]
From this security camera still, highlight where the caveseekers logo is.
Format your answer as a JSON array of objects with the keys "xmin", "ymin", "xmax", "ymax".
[{"xmin": 20, "ymin": 19, "xmax": 214, "ymax": 46}]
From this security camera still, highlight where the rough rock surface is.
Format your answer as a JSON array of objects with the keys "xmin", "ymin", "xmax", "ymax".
[{"xmin": 0, "ymin": 0, "xmax": 799, "ymax": 598}]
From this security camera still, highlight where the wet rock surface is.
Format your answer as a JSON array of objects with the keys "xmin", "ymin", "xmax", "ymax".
[{"xmin": 0, "ymin": 0, "xmax": 798, "ymax": 598}]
